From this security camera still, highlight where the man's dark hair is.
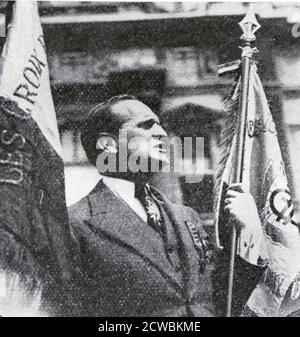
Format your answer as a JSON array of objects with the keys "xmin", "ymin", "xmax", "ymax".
[{"xmin": 81, "ymin": 94, "xmax": 137, "ymax": 166}]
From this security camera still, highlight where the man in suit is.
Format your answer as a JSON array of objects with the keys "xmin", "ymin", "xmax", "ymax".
[{"xmin": 67, "ymin": 95, "xmax": 265, "ymax": 317}]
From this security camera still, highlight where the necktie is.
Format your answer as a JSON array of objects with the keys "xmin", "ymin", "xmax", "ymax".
[{"xmin": 135, "ymin": 183, "xmax": 163, "ymax": 234}]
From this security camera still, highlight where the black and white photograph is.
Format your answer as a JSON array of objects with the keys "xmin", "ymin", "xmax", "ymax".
[{"xmin": 0, "ymin": 0, "xmax": 300, "ymax": 322}]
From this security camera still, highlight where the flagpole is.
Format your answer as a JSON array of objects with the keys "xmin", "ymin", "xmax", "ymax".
[{"xmin": 226, "ymin": 5, "xmax": 261, "ymax": 317}]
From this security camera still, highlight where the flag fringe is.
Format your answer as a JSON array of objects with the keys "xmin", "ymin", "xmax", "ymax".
[{"xmin": 213, "ymin": 72, "xmax": 240, "ymax": 248}]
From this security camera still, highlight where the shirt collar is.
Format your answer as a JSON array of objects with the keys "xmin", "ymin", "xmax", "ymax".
[{"xmin": 101, "ymin": 176, "xmax": 136, "ymax": 200}]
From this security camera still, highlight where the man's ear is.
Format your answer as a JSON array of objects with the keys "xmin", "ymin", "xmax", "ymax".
[{"xmin": 96, "ymin": 133, "xmax": 118, "ymax": 154}]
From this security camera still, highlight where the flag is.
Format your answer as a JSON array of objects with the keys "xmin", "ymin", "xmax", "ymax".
[
  {"xmin": 0, "ymin": 0, "xmax": 73, "ymax": 316},
  {"xmin": 214, "ymin": 62, "xmax": 300, "ymax": 316}
]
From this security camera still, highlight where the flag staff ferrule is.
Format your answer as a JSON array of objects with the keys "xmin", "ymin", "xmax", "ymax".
[{"xmin": 226, "ymin": 4, "xmax": 261, "ymax": 317}]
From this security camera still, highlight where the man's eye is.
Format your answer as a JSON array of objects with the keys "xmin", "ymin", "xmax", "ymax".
[{"xmin": 139, "ymin": 121, "xmax": 155, "ymax": 129}]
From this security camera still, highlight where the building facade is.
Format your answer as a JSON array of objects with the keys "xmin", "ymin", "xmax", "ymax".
[{"xmin": 34, "ymin": 2, "xmax": 300, "ymax": 227}]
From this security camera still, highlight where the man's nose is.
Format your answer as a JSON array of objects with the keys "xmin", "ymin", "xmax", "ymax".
[{"xmin": 152, "ymin": 123, "xmax": 167, "ymax": 137}]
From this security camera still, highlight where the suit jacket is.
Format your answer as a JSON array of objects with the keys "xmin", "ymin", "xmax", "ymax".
[
  {"xmin": 65, "ymin": 180, "xmax": 264, "ymax": 317},
  {"xmin": 66, "ymin": 180, "xmax": 214, "ymax": 317}
]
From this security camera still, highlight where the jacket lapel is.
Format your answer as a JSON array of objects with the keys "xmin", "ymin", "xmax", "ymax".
[{"xmin": 85, "ymin": 180, "xmax": 183, "ymax": 293}]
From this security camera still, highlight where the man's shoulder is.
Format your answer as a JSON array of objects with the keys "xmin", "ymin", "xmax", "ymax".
[
  {"xmin": 169, "ymin": 201, "xmax": 199, "ymax": 221},
  {"xmin": 150, "ymin": 185, "xmax": 202, "ymax": 224},
  {"xmin": 68, "ymin": 180, "xmax": 106, "ymax": 223},
  {"xmin": 180, "ymin": 204, "xmax": 201, "ymax": 222},
  {"xmin": 68, "ymin": 195, "xmax": 91, "ymax": 224},
  {"xmin": 176, "ymin": 203, "xmax": 206, "ymax": 233}
]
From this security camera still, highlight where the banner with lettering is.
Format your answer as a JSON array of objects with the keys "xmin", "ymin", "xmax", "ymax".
[
  {"xmin": 0, "ymin": 0, "xmax": 73, "ymax": 316},
  {"xmin": 214, "ymin": 63, "xmax": 300, "ymax": 316}
]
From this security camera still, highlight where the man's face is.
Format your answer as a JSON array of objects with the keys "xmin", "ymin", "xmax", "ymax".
[{"xmin": 112, "ymin": 100, "xmax": 169, "ymax": 169}]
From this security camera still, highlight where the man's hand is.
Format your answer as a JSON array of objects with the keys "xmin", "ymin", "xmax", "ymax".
[
  {"xmin": 224, "ymin": 183, "xmax": 263, "ymax": 258},
  {"xmin": 225, "ymin": 183, "xmax": 261, "ymax": 231}
]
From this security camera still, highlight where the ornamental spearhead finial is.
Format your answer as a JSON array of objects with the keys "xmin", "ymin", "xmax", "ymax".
[{"xmin": 239, "ymin": 4, "xmax": 261, "ymax": 42}]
